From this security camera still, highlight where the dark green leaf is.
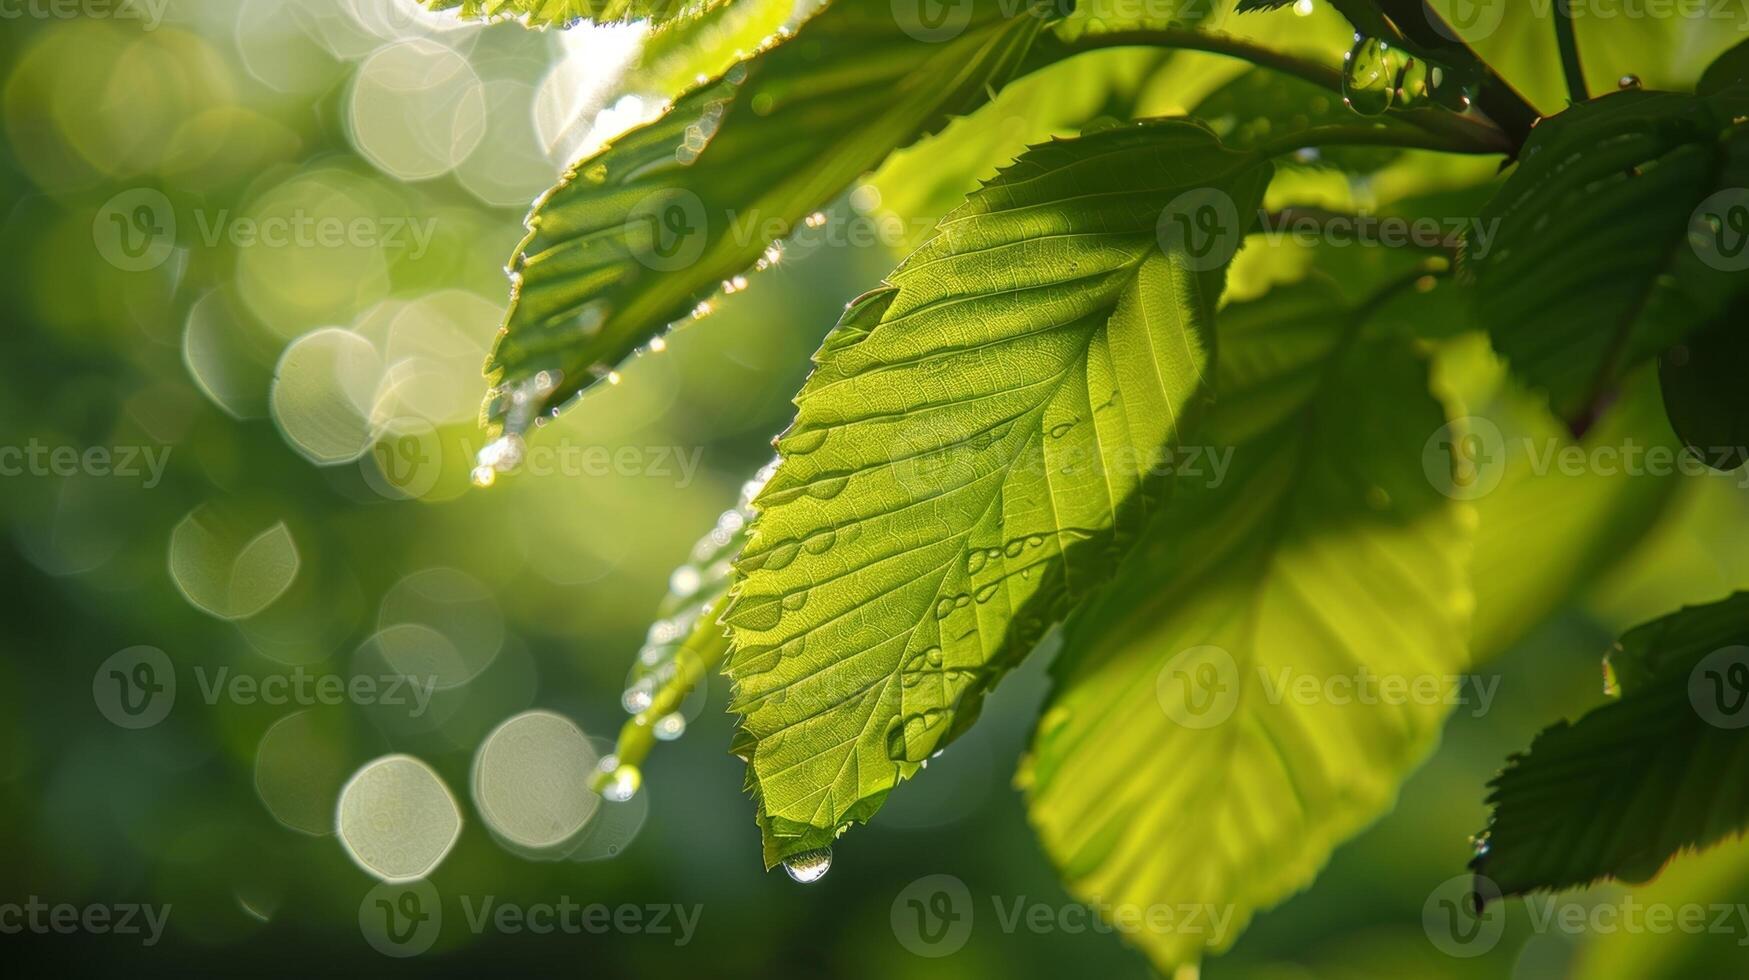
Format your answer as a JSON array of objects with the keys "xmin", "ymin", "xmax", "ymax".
[
  {"xmin": 1659, "ymin": 298, "xmax": 1749, "ymax": 471},
  {"xmin": 1465, "ymin": 89, "xmax": 1749, "ymax": 425},
  {"xmin": 1698, "ymin": 37, "xmax": 1749, "ymax": 96},
  {"xmin": 1475, "ymin": 593, "xmax": 1749, "ymax": 897}
]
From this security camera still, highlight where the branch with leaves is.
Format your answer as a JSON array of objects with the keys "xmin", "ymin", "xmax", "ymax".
[{"xmin": 435, "ymin": 0, "xmax": 1749, "ymax": 971}]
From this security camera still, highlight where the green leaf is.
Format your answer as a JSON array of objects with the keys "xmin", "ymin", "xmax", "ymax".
[
  {"xmin": 1700, "ymin": 38, "xmax": 1749, "ymax": 96},
  {"xmin": 1432, "ymin": 339, "xmax": 1684, "ymax": 659},
  {"xmin": 423, "ymin": 0, "xmax": 718, "ymax": 28},
  {"xmin": 1431, "ymin": 1, "xmax": 1748, "ymax": 112},
  {"xmin": 1465, "ymin": 89, "xmax": 1749, "ymax": 425},
  {"xmin": 1053, "ymin": 0, "xmax": 1207, "ymax": 40},
  {"xmin": 869, "ymin": 49, "xmax": 1177, "ymax": 236},
  {"xmin": 625, "ymin": 0, "xmax": 817, "ymax": 101},
  {"xmin": 1659, "ymin": 300, "xmax": 1749, "ymax": 472},
  {"xmin": 724, "ymin": 121, "xmax": 1273, "ymax": 864},
  {"xmin": 1474, "ymin": 593, "xmax": 1749, "ymax": 897},
  {"xmin": 1022, "ymin": 281, "xmax": 1475, "ymax": 974},
  {"xmin": 483, "ymin": 0, "xmax": 1050, "ymax": 432}
]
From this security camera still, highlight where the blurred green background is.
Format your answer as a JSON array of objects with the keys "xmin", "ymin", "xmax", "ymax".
[{"xmin": 5, "ymin": 0, "xmax": 1749, "ymax": 975}]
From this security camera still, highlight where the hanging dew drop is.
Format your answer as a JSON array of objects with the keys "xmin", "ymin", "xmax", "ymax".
[
  {"xmin": 1619, "ymin": 74, "xmax": 1643, "ymax": 90},
  {"xmin": 1341, "ymin": 36, "xmax": 1397, "ymax": 117},
  {"xmin": 782, "ymin": 847, "xmax": 833, "ymax": 883}
]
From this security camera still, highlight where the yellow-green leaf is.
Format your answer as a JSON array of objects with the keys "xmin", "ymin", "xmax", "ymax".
[
  {"xmin": 725, "ymin": 121, "xmax": 1273, "ymax": 864},
  {"xmin": 1022, "ymin": 281, "xmax": 1475, "ymax": 974}
]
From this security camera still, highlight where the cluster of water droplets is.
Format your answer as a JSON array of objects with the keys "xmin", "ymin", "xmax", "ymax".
[
  {"xmin": 471, "ymin": 369, "xmax": 560, "ymax": 487},
  {"xmin": 1340, "ymin": 35, "xmax": 1473, "ymax": 117}
]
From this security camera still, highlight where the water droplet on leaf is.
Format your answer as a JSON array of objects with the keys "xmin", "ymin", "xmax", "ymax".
[{"xmin": 782, "ymin": 847, "xmax": 832, "ymax": 883}]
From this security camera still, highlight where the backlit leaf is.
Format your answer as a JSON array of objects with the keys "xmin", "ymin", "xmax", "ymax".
[
  {"xmin": 482, "ymin": 0, "xmax": 1050, "ymax": 432},
  {"xmin": 1023, "ymin": 281, "xmax": 1475, "ymax": 973},
  {"xmin": 725, "ymin": 121, "xmax": 1273, "ymax": 863}
]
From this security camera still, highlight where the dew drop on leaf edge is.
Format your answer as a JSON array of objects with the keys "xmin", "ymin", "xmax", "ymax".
[{"xmin": 782, "ymin": 847, "xmax": 833, "ymax": 884}]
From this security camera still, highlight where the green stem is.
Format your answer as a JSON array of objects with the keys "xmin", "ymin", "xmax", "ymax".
[
  {"xmin": 1251, "ymin": 122, "xmax": 1505, "ymax": 160},
  {"xmin": 1052, "ymin": 28, "xmax": 1344, "ymax": 92},
  {"xmin": 1554, "ymin": 3, "xmax": 1590, "ymax": 103},
  {"xmin": 1043, "ymin": 30, "xmax": 1512, "ymax": 156},
  {"xmin": 590, "ymin": 626, "xmax": 730, "ymax": 793}
]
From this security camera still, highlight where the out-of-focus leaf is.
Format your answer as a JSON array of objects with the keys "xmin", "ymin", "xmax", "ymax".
[
  {"xmin": 1474, "ymin": 593, "xmax": 1749, "ymax": 897},
  {"xmin": 1022, "ymin": 282, "xmax": 1474, "ymax": 974},
  {"xmin": 601, "ymin": 461, "xmax": 774, "ymax": 786},
  {"xmin": 1700, "ymin": 38, "xmax": 1749, "ymax": 96},
  {"xmin": 1659, "ymin": 300, "xmax": 1749, "ymax": 472},
  {"xmin": 1426, "ymin": 0, "xmax": 1748, "ymax": 113},
  {"xmin": 1572, "ymin": 823, "xmax": 1749, "ymax": 979},
  {"xmin": 483, "ymin": 0, "xmax": 1050, "ymax": 433},
  {"xmin": 1465, "ymin": 89, "xmax": 1749, "ymax": 425},
  {"xmin": 724, "ymin": 122, "xmax": 1272, "ymax": 865},
  {"xmin": 425, "ymin": 0, "xmax": 718, "ymax": 28},
  {"xmin": 1436, "ymin": 342, "xmax": 1684, "ymax": 659}
]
